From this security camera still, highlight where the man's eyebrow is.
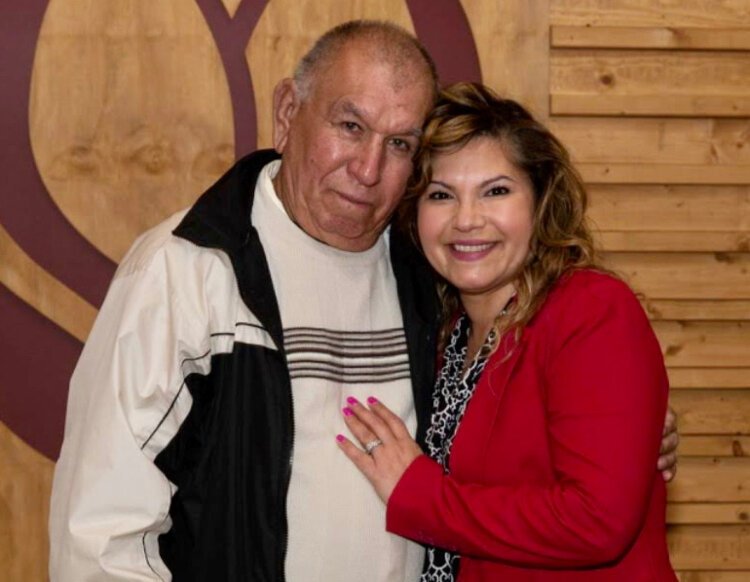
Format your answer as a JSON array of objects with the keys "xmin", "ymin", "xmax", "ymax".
[{"xmin": 338, "ymin": 100, "xmax": 423, "ymax": 138}]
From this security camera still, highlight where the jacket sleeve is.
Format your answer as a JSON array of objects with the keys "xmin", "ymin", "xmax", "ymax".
[
  {"xmin": 49, "ymin": 239, "xmax": 210, "ymax": 581},
  {"xmin": 386, "ymin": 275, "xmax": 669, "ymax": 568}
]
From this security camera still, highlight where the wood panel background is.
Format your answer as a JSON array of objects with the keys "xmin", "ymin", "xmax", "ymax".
[{"xmin": 1, "ymin": 0, "xmax": 748, "ymax": 579}]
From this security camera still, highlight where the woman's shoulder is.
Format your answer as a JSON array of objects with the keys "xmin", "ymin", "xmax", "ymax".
[
  {"xmin": 554, "ymin": 268, "xmax": 634, "ymax": 299},
  {"xmin": 538, "ymin": 268, "xmax": 643, "ymax": 323}
]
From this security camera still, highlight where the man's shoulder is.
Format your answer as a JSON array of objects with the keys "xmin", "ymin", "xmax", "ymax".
[{"xmin": 115, "ymin": 208, "xmax": 224, "ymax": 280}]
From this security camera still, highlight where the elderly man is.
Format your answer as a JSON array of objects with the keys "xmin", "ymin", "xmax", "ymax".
[{"xmin": 50, "ymin": 20, "xmax": 676, "ymax": 582}]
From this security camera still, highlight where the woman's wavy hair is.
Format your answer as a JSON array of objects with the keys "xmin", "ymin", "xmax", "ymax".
[{"xmin": 398, "ymin": 82, "xmax": 604, "ymax": 346}]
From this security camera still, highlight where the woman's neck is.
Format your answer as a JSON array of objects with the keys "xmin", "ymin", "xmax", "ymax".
[{"xmin": 460, "ymin": 284, "xmax": 516, "ymax": 366}]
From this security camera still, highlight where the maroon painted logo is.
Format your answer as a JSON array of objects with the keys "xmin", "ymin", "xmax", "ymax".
[{"xmin": 0, "ymin": 0, "xmax": 480, "ymax": 460}]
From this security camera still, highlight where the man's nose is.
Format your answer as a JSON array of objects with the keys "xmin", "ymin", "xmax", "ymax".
[{"xmin": 349, "ymin": 139, "xmax": 384, "ymax": 187}]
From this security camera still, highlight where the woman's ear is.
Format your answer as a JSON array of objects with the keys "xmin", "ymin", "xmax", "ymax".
[{"xmin": 272, "ymin": 78, "xmax": 300, "ymax": 153}]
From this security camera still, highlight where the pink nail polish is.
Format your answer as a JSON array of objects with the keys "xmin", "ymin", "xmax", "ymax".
[
  {"xmin": 346, "ymin": 396, "xmax": 358, "ymax": 405},
  {"xmin": 342, "ymin": 407, "xmax": 353, "ymax": 417},
  {"xmin": 336, "ymin": 434, "xmax": 345, "ymax": 443},
  {"xmin": 367, "ymin": 396, "xmax": 378, "ymax": 404}
]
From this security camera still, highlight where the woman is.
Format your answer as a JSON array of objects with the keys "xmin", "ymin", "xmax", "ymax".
[{"xmin": 336, "ymin": 83, "xmax": 677, "ymax": 580}]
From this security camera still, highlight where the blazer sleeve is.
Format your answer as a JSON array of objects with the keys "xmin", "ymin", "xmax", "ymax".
[
  {"xmin": 49, "ymin": 238, "xmax": 210, "ymax": 581},
  {"xmin": 386, "ymin": 274, "xmax": 669, "ymax": 567}
]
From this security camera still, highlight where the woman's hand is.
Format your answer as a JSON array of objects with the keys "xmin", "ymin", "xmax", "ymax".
[{"xmin": 336, "ymin": 396, "xmax": 423, "ymax": 504}]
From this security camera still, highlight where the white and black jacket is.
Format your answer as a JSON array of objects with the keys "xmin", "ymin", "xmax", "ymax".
[{"xmin": 49, "ymin": 149, "xmax": 439, "ymax": 581}]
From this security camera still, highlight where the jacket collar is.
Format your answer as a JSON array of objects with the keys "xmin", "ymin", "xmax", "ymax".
[
  {"xmin": 173, "ymin": 149, "xmax": 286, "ymax": 350},
  {"xmin": 173, "ymin": 149, "xmax": 439, "ymax": 432}
]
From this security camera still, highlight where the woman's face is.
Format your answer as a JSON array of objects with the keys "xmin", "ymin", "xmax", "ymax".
[{"xmin": 417, "ymin": 136, "xmax": 535, "ymax": 307}]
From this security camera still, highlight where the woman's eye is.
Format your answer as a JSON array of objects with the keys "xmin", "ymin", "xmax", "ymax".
[
  {"xmin": 487, "ymin": 186, "xmax": 510, "ymax": 197},
  {"xmin": 426, "ymin": 190, "xmax": 451, "ymax": 201}
]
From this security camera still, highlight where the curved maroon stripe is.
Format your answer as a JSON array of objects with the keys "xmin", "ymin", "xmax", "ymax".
[
  {"xmin": 0, "ymin": 284, "xmax": 81, "ymax": 460},
  {"xmin": 406, "ymin": 0, "xmax": 482, "ymax": 85},
  {"xmin": 0, "ymin": 2, "xmax": 115, "ymax": 308},
  {"xmin": 195, "ymin": 0, "xmax": 268, "ymax": 157}
]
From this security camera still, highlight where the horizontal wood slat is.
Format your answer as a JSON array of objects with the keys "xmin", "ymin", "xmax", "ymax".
[
  {"xmin": 668, "ymin": 525, "xmax": 750, "ymax": 570},
  {"xmin": 551, "ymin": 50, "xmax": 750, "ymax": 117},
  {"xmin": 668, "ymin": 458, "xmax": 750, "ymax": 502},
  {"xmin": 677, "ymin": 572, "xmax": 750, "ymax": 582},
  {"xmin": 551, "ymin": 49, "xmax": 750, "ymax": 95},
  {"xmin": 604, "ymin": 253, "xmax": 750, "ymax": 300},
  {"xmin": 644, "ymin": 300, "xmax": 750, "ymax": 321},
  {"xmin": 551, "ymin": 1, "xmax": 750, "ymax": 28},
  {"xmin": 598, "ymin": 231, "xmax": 750, "ymax": 252},
  {"xmin": 586, "ymin": 185, "xmax": 750, "ymax": 232},
  {"xmin": 551, "ymin": 26, "xmax": 750, "ymax": 50},
  {"xmin": 654, "ymin": 323, "xmax": 750, "ymax": 368},
  {"xmin": 680, "ymin": 436, "xmax": 750, "ymax": 458},
  {"xmin": 553, "ymin": 94, "xmax": 750, "ymax": 117},
  {"xmin": 668, "ymin": 368, "xmax": 750, "ymax": 390},
  {"xmin": 669, "ymin": 390, "xmax": 750, "ymax": 435},
  {"xmin": 550, "ymin": 117, "xmax": 750, "ymax": 167},
  {"xmin": 579, "ymin": 163, "xmax": 750, "ymax": 185},
  {"xmin": 668, "ymin": 503, "xmax": 750, "ymax": 524}
]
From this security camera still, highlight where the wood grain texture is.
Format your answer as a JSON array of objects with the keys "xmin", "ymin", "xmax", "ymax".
[
  {"xmin": 668, "ymin": 368, "xmax": 750, "ymax": 389},
  {"xmin": 586, "ymin": 185, "xmax": 750, "ymax": 232},
  {"xmin": 551, "ymin": 49, "xmax": 750, "ymax": 95},
  {"xmin": 248, "ymin": 0, "xmax": 414, "ymax": 150},
  {"xmin": 551, "ymin": 25, "xmax": 750, "ymax": 50},
  {"xmin": 677, "ymin": 572, "xmax": 750, "ymax": 582},
  {"xmin": 551, "ymin": 49, "xmax": 750, "ymax": 117},
  {"xmin": 643, "ymin": 300, "xmax": 750, "ymax": 321},
  {"xmin": 30, "ymin": 0, "xmax": 235, "ymax": 263},
  {"xmin": 551, "ymin": 118, "xmax": 750, "ymax": 167},
  {"xmin": 668, "ymin": 458, "xmax": 750, "ymax": 502},
  {"xmin": 598, "ymin": 231, "xmax": 750, "ymax": 252},
  {"xmin": 668, "ymin": 503, "xmax": 750, "ymax": 524},
  {"xmin": 221, "ymin": 0, "xmax": 243, "ymax": 18},
  {"xmin": 604, "ymin": 253, "xmax": 750, "ymax": 300},
  {"xmin": 655, "ymin": 322, "xmax": 750, "ymax": 368},
  {"xmin": 579, "ymin": 163, "xmax": 750, "ymax": 184},
  {"xmin": 553, "ymin": 94, "xmax": 750, "ymax": 117},
  {"xmin": 668, "ymin": 525, "xmax": 750, "ymax": 569},
  {"xmin": 0, "ymin": 421, "xmax": 53, "ymax": 581},
  {"xmin": 680, "ymin": 436, "xmax": 750, "ymax": 457},
  {"xmin": 0, "ymin": 223, "xmax": 96, "ymax": 343},
  {"xmin": 551, "ymin": 0, "xmax": 750, "ymax": 28},
  {"xmin": 461, "ymin": 0, "xmax": 549, "ymax": 118},
  {"xmin": 669, "ymin": 390, "xmax": 750, "ymax": 434}
]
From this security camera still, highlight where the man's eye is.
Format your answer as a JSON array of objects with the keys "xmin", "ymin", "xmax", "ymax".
[
  {"xmin": 389, "ymin": 138, "xmax": 412, "ymax": 153},
  {"xmin": 487, "ymin": 186, "xmax": 510, "ymax": 197},
  {"xmin": 342, "ymin": 121, "xmax": 361, "ymax": 133}
]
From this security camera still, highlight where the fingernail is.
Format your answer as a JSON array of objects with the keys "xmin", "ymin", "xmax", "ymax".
[
  {"xmin": 367, "ymin": 396, "xmax": 378, "ymax": 404},
  {"xmin": 346, "ymin": 396, "xmax": 358, "ymax": 405},
  {"xmin": 342, "ymin": 407, "xmax": 353, "ymax": 417},
  {"xmin": 336, "ymin": 434, "xmax": 345, "ymax": 443}
]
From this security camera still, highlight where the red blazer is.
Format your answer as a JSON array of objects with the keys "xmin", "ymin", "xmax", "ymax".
[{"xmin": 387, "ymin": 270, "xmax": 677, "ymax": 580}]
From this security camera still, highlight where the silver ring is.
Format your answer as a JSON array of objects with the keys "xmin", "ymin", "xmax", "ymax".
[{"xmin": 364, "ymin": 438, "xmax": 383, "ymax": 455}]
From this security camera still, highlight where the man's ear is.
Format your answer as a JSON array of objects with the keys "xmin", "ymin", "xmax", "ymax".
[{"xmin": 273, "ymin": 78, "xmax": 300, "ymax": 153}]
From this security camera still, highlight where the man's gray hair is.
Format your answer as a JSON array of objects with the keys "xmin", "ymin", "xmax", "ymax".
[{"xmin": 293, "ymin": 20, "xmax": 439, "ymax": 102}]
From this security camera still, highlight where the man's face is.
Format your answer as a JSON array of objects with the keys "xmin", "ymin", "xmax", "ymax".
[{"xmin": 272, "ymin": 41, "xmax": 434, "ymax": 252}]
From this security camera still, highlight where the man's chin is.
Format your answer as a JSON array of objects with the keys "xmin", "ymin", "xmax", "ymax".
[{"xmin": 315, "ymin": 219, "xmax": 381, "ymax": 252}]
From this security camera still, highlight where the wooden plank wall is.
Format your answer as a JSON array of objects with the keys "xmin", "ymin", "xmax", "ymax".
[
  {"xmin": 3, "ymin": 0, "xmax": 749, "ymax": 578},
  {"xmin": 549, "ymin": 1, "xmax": 750, "ymax": 579}
]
